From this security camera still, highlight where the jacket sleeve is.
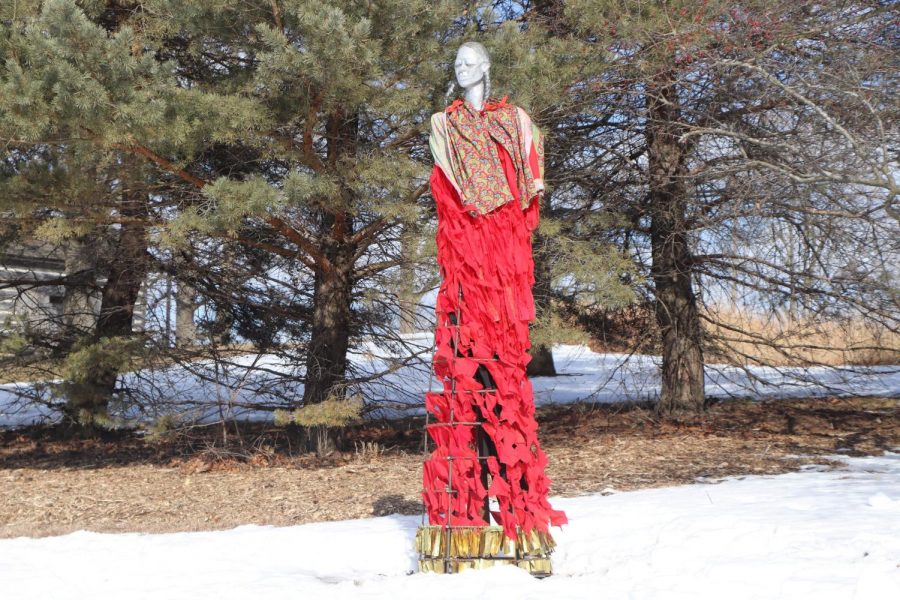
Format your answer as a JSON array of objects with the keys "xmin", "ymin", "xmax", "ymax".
[
  {"xmin": 517, "ymin": 107, "xmax": 545, "ymax": 194},
  {"xmin": 429, "ymin": 112, "xmax": 462, "ymax": 196}
]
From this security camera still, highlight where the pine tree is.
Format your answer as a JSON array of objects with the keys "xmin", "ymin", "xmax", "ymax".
[
  {"xmin": 2, "ymin": 1, "xmax": 462, "ymax": 440},
  {"xmin": 478, "ymin": 3, "xmax": 638, "ymax": 377}
]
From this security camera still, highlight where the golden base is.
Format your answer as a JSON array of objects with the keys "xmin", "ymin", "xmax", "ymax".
[{"xmin": 416, "ymin": 525, "xmax": 555, "ymax": 576}]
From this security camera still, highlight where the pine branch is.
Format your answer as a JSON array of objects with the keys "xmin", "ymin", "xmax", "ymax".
[
  {"xmin": 230, "ymin": 234, "xmax": 315, "ymax": 270},
  {"xmin": 265, "ymin": 214, "xmax": 331, "ymax": 272},
  {"xmin": 354, "ymin": 259, "xmax": 400, "ymax": 280},
  {"xmin": 95, "ymin": 131, "xmax": 331, "ymax": 271},
  {"xmin": 113, "ymin": 138, "xmax": 208, "ymax": 190}
]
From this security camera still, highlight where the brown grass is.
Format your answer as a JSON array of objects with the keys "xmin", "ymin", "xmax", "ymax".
[
  {"xmin": 703, "ymin": 307, "xmax": 900, "ymax": 367},
  {"xmin": 0, "ymin": 342, "xmax": 262, "ymax": 385},
  {"xmin": 1, "ymin": 395, "xmax": 896, "ymax": 539},
  {"xmin": 586, "ymin": 302, "xmax": 899, "ymax": 367}
]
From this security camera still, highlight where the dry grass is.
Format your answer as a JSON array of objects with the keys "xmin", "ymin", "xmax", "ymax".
[
  {"xmin": 0, "ymin": 342, "xmax": 262, "ymax": 385},
  {"xmin": 0, "ymin": 354, "xmax": 65, "ymax": 385},
  {"xmin": 703, "ymin": 307, "xmax": 900, "ymax": 367},
  {"xmin": 1, "ymin": 395, "xmax": 896, "ymax": 539},
  {"xmin": 585, "ymin": 303, "xmax": 899, "ymax": 367}
]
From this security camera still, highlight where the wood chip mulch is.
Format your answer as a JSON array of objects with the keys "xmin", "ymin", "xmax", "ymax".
[{"xmin": 1, "ymin": 396, "xmax": 897, "ymax": 539}]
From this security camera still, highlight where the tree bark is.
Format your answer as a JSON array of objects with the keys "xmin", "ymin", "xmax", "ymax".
[
  {"xmin": 526, "ymin": 256, "xmax": 556, "ymax": 377},
  {"xmin": 175, "ymin": 253, "xmax": 197, "ymax": 347},
  {"xmin": 61, "ymin": 235, "xmax": 98, "ymax": 343},
  {"xmin": 397, "ymin": 230, "xmax": 419, "ymax": 335},
  {"xmin": 299, "ymin": 111, "xmax": 359, "ymax": 455},
  {"xmin": 96, "ymin": 208, "xmax": 149, "ymax": 339},
  {"xmin": 527, "ymin": 345, "xmax": 557, "ymax": 377},
  {"xmin": 300, "ymin": 238, "xmax": 354, "ymax": 457},
  {"xmin": 302, "ymin": 243, "xmax": 354, "ymax": 407},
  {"xmin": 302, "ymin": 110, "xmax": 356, "ymax": 407},
  {"xmin": 527, "ymin": 193, "xmax": 557, "ymax": 377},
  {"xmin": 397, "ymin": 289, "xmax": 418, "ymax": 334},
  {"xmin": 66, "ymin": 165, "xmax": 149, "ymax": 426},
  {"xmin": 646, "ymin": 76, "xmax": 705, "ymax": 413}
]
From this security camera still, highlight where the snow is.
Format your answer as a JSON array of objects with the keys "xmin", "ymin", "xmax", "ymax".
[
  {"xmin": 2, "ymin": 342, "xmax": 899, "ymax": 429},
  {"xmin": 359, "ymin": 341, "xmax": 900, "ymax": 412},
  {"xmin": 1, "ymin": 452, "xmax": 898, "ymax": 599}
]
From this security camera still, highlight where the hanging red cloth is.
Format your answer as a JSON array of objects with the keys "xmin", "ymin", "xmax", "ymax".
[{"xmin": 423, "ymin": 99, "xmax": 567, "ymax": 540}]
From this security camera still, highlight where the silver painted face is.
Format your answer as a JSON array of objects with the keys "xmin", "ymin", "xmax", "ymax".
[{"xmin": 454, "ymin": 46, "xmax": 487, "ymax": 89}]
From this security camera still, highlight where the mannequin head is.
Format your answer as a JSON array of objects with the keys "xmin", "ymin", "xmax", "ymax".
[
  {"xmin": 454, "ymin": 42, "xmax": 490, "ymax": 90},
  {"xmin": 450, "ymin": 42, "xmax": 491, "ymax": 110}
]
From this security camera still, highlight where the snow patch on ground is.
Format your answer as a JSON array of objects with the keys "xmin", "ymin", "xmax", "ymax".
[
  {"xmin": 1, "ymin": 452, "xmax": 898, "ymax": 599},
  {"xmin": 2, "ymin": 341, "xmax": 898, "ymax": 429}
]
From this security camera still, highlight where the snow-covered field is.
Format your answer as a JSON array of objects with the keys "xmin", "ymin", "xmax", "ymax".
[
  {"xmin": 2, "ymin": 341, "xmax": 899, "ymax": 429},
  {"xmin": 1, "ymin": 452, "xmax": 898, "ymax": 599},
  {"xmin": 2, "ymin": 340, "xmax": 898, "ymax": 597}
]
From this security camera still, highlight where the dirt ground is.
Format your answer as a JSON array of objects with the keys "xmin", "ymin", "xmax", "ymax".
[{"xmin": 1, "ymin": 396, "xmax": 897, "ymax": 539}]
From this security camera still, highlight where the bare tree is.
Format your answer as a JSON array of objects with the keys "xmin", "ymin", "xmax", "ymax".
[{"xmin": 565, "ymin": 0, "xmax": 898, "ymax": 411}]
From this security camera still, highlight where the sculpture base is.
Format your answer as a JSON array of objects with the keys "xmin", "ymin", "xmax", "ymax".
[{"xmin": 415, "ymin": 525, "xmax": 555, "ymax": 576}]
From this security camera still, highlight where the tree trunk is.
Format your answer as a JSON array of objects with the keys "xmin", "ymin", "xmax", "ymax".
[
  {"xmin": 528, "ymin": 193, "xmax": 557, "ymax": 377},
  {"xmin": 175, "ymin": 253, "xmax": 197, "ymax": 347},
  {"xmin": 132, "ymin": 278, "xmax": 147, "ymax": 333},
  {"xmin": 301, "ymin": 242, "xmax": 353, "ymax": 456},
  {"xmin": 301, "ymin": 109, "xmax": 357, "ymax": 405},
  {"xmin": 61, "ymin": 235, "xmax": 98, "ymax": 344},
  {"xmin": 302, "ymin": 247, "xmax": 354, "ymax": 407},
  {"xmin": 66, "ymin": 162, "xmax": 149, "ymax": 427},
  {"xmin": 96, "ymin": 208, "xmax": 149, "ymax": 339},
  {"xmin": 397, "ymin": 285, "xmax": 418, "ymax": 334},
  {"xmin": 527, "ymin": 345, "xmax": 557, "ymax": 377},
  {"xmin": 646, "ymin": 76, "xmax": 705, "ymax": 413},
  {"xmin": 297, "ymin": 111, "xmax": 358, "ymax": 455},
  {"xmin": 397, "ymin": 231, "xmax": 419, "ymax": 335}
]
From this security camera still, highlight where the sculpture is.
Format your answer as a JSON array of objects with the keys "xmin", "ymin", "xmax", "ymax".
[{"xmin": 418, "ymin": 42, "xmax": 567, "ymax": 575}]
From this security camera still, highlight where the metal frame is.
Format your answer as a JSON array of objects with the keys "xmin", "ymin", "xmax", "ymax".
[{"xmin": 418, "ymin": 282, "xmax": 554, "ymax": 576}]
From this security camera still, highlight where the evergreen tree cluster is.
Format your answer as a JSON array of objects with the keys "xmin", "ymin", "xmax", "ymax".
[{"xmin": 1, "ymin": 1, "xmax": 895, "ymax": 438}]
